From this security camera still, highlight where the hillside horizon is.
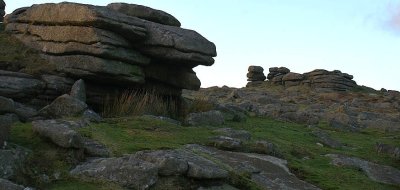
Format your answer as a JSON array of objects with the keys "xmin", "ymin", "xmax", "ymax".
[{"xmin": 4, "ymin": 0, "xmax": 400, "ymax": 91}]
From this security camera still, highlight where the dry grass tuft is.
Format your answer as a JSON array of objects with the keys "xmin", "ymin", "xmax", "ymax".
[
  {"xmin": 185, "ymin": 96, "xmax": 215, "ymax": 114},
  {"xmin": 102, "ymin": 89, "xmax": 180, "ymax": 118}
]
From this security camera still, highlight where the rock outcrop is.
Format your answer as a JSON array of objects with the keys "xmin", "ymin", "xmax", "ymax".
[
  {"xmin": 106, "ymin": 3, "xmax": 181, "ymax": 27},
  {"xmin": 0, "ymin": 144, "xmax": 30, "ymax": 180},
  {"xmin": 185, "ymin": 110, "xmax": 225, "ymax": 126},
  {"xmin": 311, "ymin": 130, "xmax": 343, "ymax": 149},
  {"xmin": 69, "ymin": 145, "xmax": 319, "ymax": 189},
  {"xmin": 303, "ymin": 69, "xmax": 356, "ymax": 91},
  {"xmin": 208, "ymin": 136, "xmax": 243, "ymax": 150},
  {"xmin": 0, "ymin": 0, "xmax": 5, "ymax": 22},
  {"xmin": 247, "ymin": 66, "xmax": 266, "ymax": 82},
  {"xmin": 31, "ymin": 117, "xmax": 110, "ymax": 158},
  {"xmin": 265, "ymin": 67, "xmax": 357, "ymax": 91},
  {"xmin": 70, "ymin": 155, "xmax": 159, "ymax": 189},
  {"xmin": 267, "ymin": 67, "xmax": 290, "ymax": 81},
  {"xmin": 0, "ymin": 70, "xmax": 45, "ymax": 101},
  {"xmin": 32, "ymin": 120, "xmax": 85, "ymax": 149},
  {"xmin": 29, "ymin": 79, "xmax": 109, "ymax": 158},
  {"xmin": 185, "ymin": 144, "xmax": 320, "ymax": 190},
  {"xmin": 38, "ymin": 79, "xmax": 92, "ymax": 119},
  {"xmin": 326, "ymin": 154, "xmax": 400, "ymax": 185},
  {"xmin": 70, "ymin": 148, "xmax": 229, "ymax": 189},
  {"xmin": 184, "ymin": 76, "xmax": 400, "ymax": 131},
  {"xmin": 2, "ymin": 2, "xmax": 216, "ymax": 109},
  {"xmin": 252, "ymin": 140, "xmax": 281, "ymax": 157},
  {"xmin": 1, "ymin": 94, "xmax": 37, "ymax": 147},
  {"xmin": 83, "ymin": 138, "xmax": 110, "ymax": 157}
]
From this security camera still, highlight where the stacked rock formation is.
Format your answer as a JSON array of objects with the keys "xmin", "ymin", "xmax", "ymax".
[
  {"xmin": 247, "ymin": 66, "xmax": 266, "ymax": 82},
  {"xmin": 267, "ymin": 67, "xmax": 290, "ymax": 83},
  {"xmin": 267, "ymin": 67, "xmax": 357, "ymax": 91},
  {"xmin": 0, "ymin": 0, "xmax": 5, "ymax": 22},
  {"xmin": 303, "ymin": 69, "xmax": 356, "ymax": 91},
  {"xmin": 2, "ymin": 2, "xmax": 216, "ymax": 108}
]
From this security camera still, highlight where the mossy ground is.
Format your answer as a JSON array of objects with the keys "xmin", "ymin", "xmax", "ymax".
[{"xmin": 9, "ymin": 116, "xmax": 400, "ymax": 190}]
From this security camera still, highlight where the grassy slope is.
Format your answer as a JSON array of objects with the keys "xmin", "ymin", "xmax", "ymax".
[
  {"xmin": 227, "ymin": 118, "xmax": 400, "ymax": 190},
  {"xmin": 9, "ymin": 117, "xmax": 400, "ymax": 190},
  {"xmin": 78, "ymin": 117, "xmax": 215, "ymax": 156}
]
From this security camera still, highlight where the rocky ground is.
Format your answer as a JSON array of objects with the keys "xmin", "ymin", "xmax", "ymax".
[
  {"xmin": 1, "ymin": 75, "xmax": 399, "ymax": 189},
  {"xmin": 184, "ymin": 79, "xmax": 400, "ymax": 133}
]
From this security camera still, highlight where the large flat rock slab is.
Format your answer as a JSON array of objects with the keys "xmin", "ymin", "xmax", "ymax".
[
  {"xmin": 107, "ymin": 3, "xmax": 181, "ymax": 27},
  {"xmin": 70, "ymin": 155, "xmax": 158, "ymax": 189},
  {"xmin": 327, "ymin": 154, "xmax": 400, "ymax": 185},
  {"xmin": 6, "ymin": 23, "xmax": 150, "ymax": 66},
  {"xmin": 185, "ymin": 144, "xmax": 321, "ymax": 190},
  {"xmin": 32, "ymin": 119, "xmax": 84, "ymax": 149},
  {"xmin": 5, "ymin": 2, "xmax": 216, "ymax": 66},
  {"xmin": 0, "ymin": 70, "xmax": 44, "ymax": 100},
  {"xmin": 5, "ymin": 2, "xmax": 147, "ymax": 41},
  {"xmin": 41, "ymin": 55, "xmax": 145, "ymax": 85}
]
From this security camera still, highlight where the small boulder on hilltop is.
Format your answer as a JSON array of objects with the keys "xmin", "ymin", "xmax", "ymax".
[{"xmin": 247, "ymin": 65, "xmax": 266, "ymax": 82}]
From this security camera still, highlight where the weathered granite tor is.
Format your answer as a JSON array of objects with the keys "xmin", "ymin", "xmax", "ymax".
[
  {"xmin": 1, "ymin": 2, "xmax": 216, "ymax": 108},
  {"xmin": 248, "ymin": 66, "xmax": 357, "ymax": 91}
]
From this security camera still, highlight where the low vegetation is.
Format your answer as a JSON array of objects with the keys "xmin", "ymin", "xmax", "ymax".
[
  {"xmin": 78, "ymin": 116, "xmax": 214, "ymax": 156},
  {"xmin": 9, "ymin": 115, "xmax": 400, "ymax": 189},
  {"xmin": 101, "ymin": 90, "xmax": 181, "ymax": 119},
  {"xmin": 183, "ymin": 96, "xmax": 215, "ymax": 114}
]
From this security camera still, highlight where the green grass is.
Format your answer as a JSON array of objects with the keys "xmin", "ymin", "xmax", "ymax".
[
  {"xmin": 76, "ymin": 116, "xmax": 400, "ymax": 189},
  {"xmin": 9, "ymin": 123, "xmax": 126, "ymax": 189},
  {"xmin": 78, "ymin": 116, "xmax": 216, "ymax": 156},
  {"xmin": 225, "ymin": 117, "xmax": 400, "ymax": 190},
  {"xmin": 9, "ymin": 117, "xmax": 217, "ymax": 189},
  {"xmin": 9, "ymin": 116, "xmax": 400, "ymax": 189},
  {"xmin": 9, "ymin": 123, "xmax": 71, "ymax": 188}
]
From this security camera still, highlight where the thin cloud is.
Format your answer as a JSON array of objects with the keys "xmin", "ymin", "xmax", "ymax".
[{"xmin": 386, "ymin": 2, "xmax": 400, "ymax": 33}]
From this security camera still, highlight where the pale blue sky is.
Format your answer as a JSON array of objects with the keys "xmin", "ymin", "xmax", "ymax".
[{"xmin": 4, "ymin": 1, "xmax": 400, "ymax": 90}]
